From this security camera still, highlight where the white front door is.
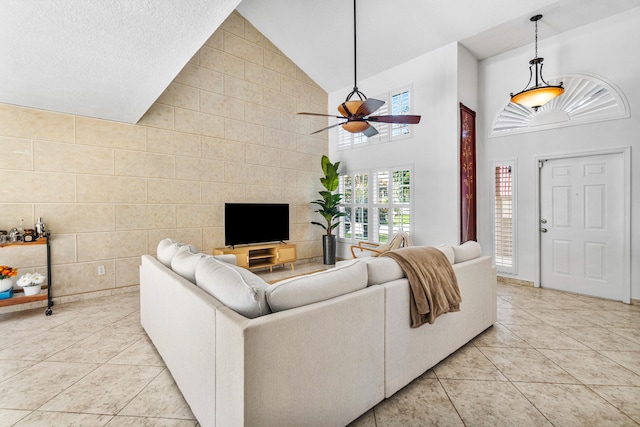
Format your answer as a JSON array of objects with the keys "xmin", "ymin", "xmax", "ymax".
[{"xmin": 540, "ymin": 153, "xmax": 625, "ymax": 301}]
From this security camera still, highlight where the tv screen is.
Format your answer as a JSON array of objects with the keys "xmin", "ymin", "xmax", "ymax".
[{"xmin": 225, "ymin": 203, "xmax": 289, "ymax": 247}]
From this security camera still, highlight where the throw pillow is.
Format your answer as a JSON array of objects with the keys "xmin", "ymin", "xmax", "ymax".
[
  {"xmin": 453, "ymin": 240, "xmax": 482, "ymax": 264},
  {"xmin": 156, "ymin": 238, "xmax": 198, "ymax": 267},
  {"xmin": 195, "ymin": 256, "xmax": 271, "ymax": 318},
  {"xmin": 171, "ymin": 245, "xmax": 207, "ymax": 283},
  {"xmin": 435, "ymin": 244, "xmax": 455, "ymax": 264},
  {"xmin": 266, "ymin": 260, "xmax": 368, "ymax": 312},
  {"xmin": 365, "ymin": 257, "xmax": 405, "ymax": 286}
]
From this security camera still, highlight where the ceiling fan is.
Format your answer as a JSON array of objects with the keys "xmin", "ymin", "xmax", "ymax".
[{"xmin": 297, "ymin": 0, "xmax": 421, "ymax": 137}]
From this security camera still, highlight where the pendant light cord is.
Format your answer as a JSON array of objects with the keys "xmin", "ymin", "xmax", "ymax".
[
  {"xmin": 353, "ymin": 0, "xmax": 358, "ymax": 93},
  {"xmin": 345, "ymin": 0, "xmax": 365, "ymax": 102},
  {"xmin": 534, "ymin": 17, "xmax": 538, "ymax": 58}
]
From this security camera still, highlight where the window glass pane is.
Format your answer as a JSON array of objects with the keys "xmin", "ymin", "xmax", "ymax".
[
  {"xmin": 354, "ymin": 173, "xmax": 368, "ymax": 204},
  {"xmin": 376, "ymin": 207, "xmax": 389, "ymax": 243},
  {"xmin": 377, "ymin": 171, "xmax": 389, "ymax": 204},
  {"xmin": 343, "ymin": 175, "xmax": 352, "ymax": 203},
  {"xmin": 353, "ymin": 207, "xmax": 368, "ymax": 240},
  {"xmin": 393, "ymin": 170, "xmax": 411, "ymax": 204},
  {"xmin": 343, "ymin": 207, "xmax": 352, "ymax": 239},
  {"xmin": 391, "ymin": 90, "xmax": 410, "ymax": 137},
  {"xmin": 392, "ymin": 207, "xmax": 410, "ymax": 234}
]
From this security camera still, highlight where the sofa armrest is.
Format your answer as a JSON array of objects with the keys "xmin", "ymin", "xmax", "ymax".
[
  {"xmin": 140, "ymin": 254, "xmax": 223, "ymax": 427},
  {"xmin": 383, "ymin": 256, "xmax": 497, "ymax": 397},
  {"xmin": 215, "ymin": 285, "xmax": 385, "ymax": 427}
]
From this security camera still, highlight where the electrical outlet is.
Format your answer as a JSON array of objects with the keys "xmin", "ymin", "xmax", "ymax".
[{"xmin": 97, "ymin": 265, "xmax": 106, "ymax": 275}]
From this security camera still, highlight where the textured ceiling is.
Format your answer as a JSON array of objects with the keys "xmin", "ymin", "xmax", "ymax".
[
  {"xmin": 0, "ymin": 0, "xmax": 240, "ymax": 123},
  {"xmin": 1, "ymin": 0, "xmax": 639, "ymax": 124},
  {"xmin": 238, "ymin": 0, "xmax": 640, "ymax": 93}
]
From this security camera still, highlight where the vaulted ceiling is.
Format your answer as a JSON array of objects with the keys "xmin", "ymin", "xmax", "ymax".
[{"xmin": 1, "ymin": 0, "xmax": 639, "ymax": 124}]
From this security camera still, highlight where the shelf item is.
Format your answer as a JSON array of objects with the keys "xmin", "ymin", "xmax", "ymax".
[
  {"xmin": 0, "ymin": 288, "xmax": 13, "ymax": 299},
  {"xmin": 0, "ymin": 234, "xmax": 53, "ymax": 315},
  {"xmin": 214, "ymin": 243, "xmax": 296, "ymax": 272}
]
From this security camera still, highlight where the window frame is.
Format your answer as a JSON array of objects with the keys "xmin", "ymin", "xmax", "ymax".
[{"xmin": 339, "ymin": 165, "xmax": 413, "ymax": 245}]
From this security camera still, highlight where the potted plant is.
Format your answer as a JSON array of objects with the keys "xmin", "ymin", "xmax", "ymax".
[
  {"xmin": 0, "ymin": 265, "xmax": 18, "ymax": 293},
  {"xmin": 16, "ymin": 272, "xmax": 45, "ymax": 296},
  {"xmin": 311, "ymin": 155, "xmax": 347, "ymax": 264}
]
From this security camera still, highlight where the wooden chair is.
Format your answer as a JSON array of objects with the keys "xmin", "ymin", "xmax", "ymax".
[{"xmin": 350, "ymin": 232, "xmax": 413, "ymax": 258}]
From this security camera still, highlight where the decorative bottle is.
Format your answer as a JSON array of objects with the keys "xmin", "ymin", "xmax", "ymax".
[{"xmin": 35, "ymin": 217, "xmax": 46, "ymax": 239}]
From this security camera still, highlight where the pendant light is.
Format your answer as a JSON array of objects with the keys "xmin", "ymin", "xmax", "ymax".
[{"xmin": 510, "ymin": 15, "xmax": 564, "ymax": 110}]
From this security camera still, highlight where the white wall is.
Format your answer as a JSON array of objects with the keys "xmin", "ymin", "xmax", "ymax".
[
  {"xmin": 329, "ymin": 42, "xmax": 476, "ymax": 258},
  {"xmin": 478, "ymin": 9, "xmax": 640, "ymax": 298}
]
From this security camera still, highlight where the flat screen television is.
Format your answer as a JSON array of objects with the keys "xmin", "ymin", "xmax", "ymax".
[{"xmin": 225, "ymin": 203, "xmax": 289, "ymax": 247}]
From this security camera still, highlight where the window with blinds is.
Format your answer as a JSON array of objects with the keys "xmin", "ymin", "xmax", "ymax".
[
  {"xmin": 494, "ymin": 162, "xmax": 516, "ymax": 273},
  {"xmin": 340, "ymin": 166, "xmax": 412, "ymax": 244}
]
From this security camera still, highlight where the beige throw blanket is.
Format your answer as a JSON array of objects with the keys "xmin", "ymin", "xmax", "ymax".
[{"xmin": 382, "ymin": 246, "xmax": 461, "ymax": 328}]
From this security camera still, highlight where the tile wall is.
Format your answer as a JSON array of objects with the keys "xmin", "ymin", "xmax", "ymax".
[{"xmin": 0, "ymin": 11, "xmax": 328, "ymax": 302}]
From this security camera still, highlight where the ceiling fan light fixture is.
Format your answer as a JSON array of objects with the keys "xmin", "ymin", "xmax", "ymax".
[
  {"xmin": 338, "ymin": 100, "xmax": 364, "ymax": 117},
  {"xmin": 510, "ymin": 15, "xmax": 564, "ymax": 111},
  {"xmin": 342, "ymin": 121, "xmax": 369, "ymax": 133}
]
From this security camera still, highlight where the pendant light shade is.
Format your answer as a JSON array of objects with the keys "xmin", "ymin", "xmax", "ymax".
[{"xmin": 510, "ymin": 15, "xmax": 564, "ymax": 110}]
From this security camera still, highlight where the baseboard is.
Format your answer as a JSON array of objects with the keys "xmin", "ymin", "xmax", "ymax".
[{"xmin": 497, "ymin": 275, "xmax": 534, "ymax": 287}]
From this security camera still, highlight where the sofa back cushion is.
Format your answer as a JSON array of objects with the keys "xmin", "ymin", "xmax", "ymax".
[
  {"xmin": 195, "ymin": 256, "xmax": 270, "ymax": 318},
  {"xmin": 171, "ymin": 245, "xmax": 207, "ymax": 283},
  {"xmin": 266, "ymin": 260, "xmax": 368, "ymax": 312},
  {"xmin": 157, "ymin": 238, "xmax": 198, "ymax": 267},
  {"xmin": 453, "ymin": 241, "xmax": 482, "ymax": 264},
  {"xmin": 365, "ymin": 257, "xmax": 405, "ymax": 286}
]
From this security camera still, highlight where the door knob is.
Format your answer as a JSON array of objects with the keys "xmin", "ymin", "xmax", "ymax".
[
  {"xmin": 540, "ymin": 219, "xmax": 547, "ymax": 224},
  {"xmin": 540, "ymin": 228, "xmax": 548, "ymax": 233}
]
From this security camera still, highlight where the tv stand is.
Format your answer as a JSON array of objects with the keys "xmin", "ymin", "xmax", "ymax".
[{"xmin": 213, "ymin": 243, "xmax": 296, "ymax": 272}]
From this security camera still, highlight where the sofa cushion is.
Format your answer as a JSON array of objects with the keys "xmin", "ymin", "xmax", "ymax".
[
  {"xmin": 213, "ymin": 254, "xmax": 238, "ymax": 265},
  {"xmin": 171, "ymin": 245, "xmax": 207, "ymax": 283},
  {"xmin": 453, "ymin": 241, "xmax": 482, "ymax": 263},
  {"xmin": 195, "ymin": 256, "xmax": 270, "ymax": 318},
  {"xmin": 365, "ymin": 257, "xmax": 405, "ymax": 286},
  {"xmin": 266, "ymin": 260, "xmax": 368, "ymax": 312},
  {"xmin": 436, "ymin": 244, "xmax": 455, "ymax": 264},
  {"xmin": 157, "ymin": 238, "xmax": 198, "ymax": 267}
]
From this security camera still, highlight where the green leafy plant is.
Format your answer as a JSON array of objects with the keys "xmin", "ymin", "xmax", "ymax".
[{"xmin": 311, "ymin": 155, "xmax": 347, "ymax": 236}]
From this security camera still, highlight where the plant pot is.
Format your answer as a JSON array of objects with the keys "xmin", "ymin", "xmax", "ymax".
[
  {"xmin": 0, "ymin": 278, "xmax": 13, "ymax": 292},
  {"xmin": 22, "ymin": 285, "xmax": 41, "ymax": 296},
  {"xmin": 323, "ymin": 235, "xmax": 337, "ymax": 265}
]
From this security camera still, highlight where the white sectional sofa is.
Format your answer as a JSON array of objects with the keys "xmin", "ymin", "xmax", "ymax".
[{"xmin": 140, "ymin": 239, "xmax": 497, "ymax": 427}]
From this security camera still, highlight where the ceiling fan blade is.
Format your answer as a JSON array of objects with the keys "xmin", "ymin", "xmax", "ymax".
[
  {"xmin": 368, "ymin": 115, "xmax": 422, "ymax": 124},
  {"xmin": 355, "ymin": 98, "xmax": 385, "ymax": 116},
  {"xmin": 362, "ymin": 124, "xmax": 378, "ymax": 137},
  {"xmin": 310, "ymin": 122, "xmax": 345, "ymax": 135},
  {"xmin": 298, "ymin": 112, "xmax": 344, "ymax": 119}
]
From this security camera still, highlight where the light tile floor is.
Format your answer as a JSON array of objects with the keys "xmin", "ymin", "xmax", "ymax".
[{"xmin": 1, "ymin": 272, "xmax": 639, "ymax": 426}]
